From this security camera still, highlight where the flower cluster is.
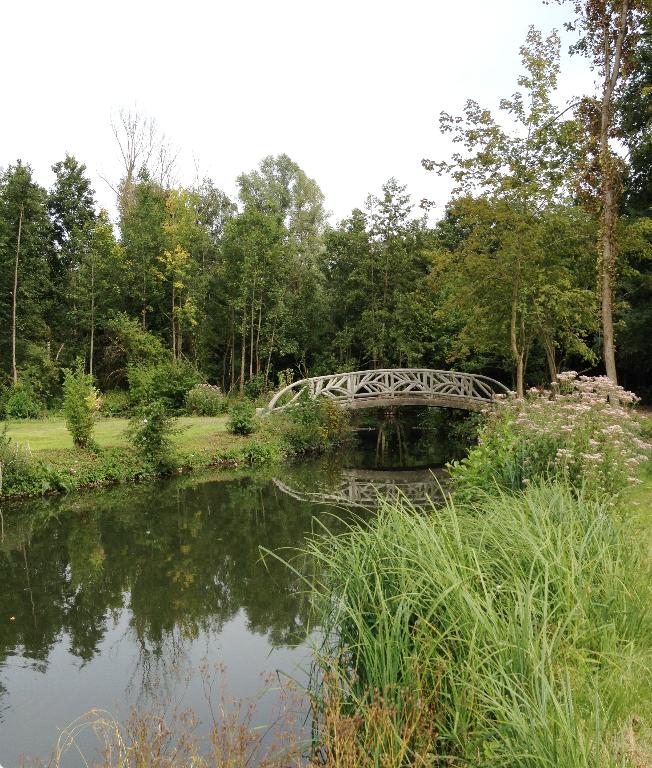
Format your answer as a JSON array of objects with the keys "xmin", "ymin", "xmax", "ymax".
[{"xmin": 453, "ymin": 372, "xmax": 651, "ymax": 498}]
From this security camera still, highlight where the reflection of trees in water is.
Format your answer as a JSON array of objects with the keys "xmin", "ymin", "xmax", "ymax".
[
  {"xmin": 0, "ymin": 474, "xmax": 341, "ymax": 707},
  {"xmin": 125, "ymin": 625, "xmax": 193, "ymax": 706},
  {"xmin": 374, "ymin": 408, "xmax": 408, "ymax": 465}
]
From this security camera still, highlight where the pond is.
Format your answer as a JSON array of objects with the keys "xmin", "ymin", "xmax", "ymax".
[{"xmin": 0, "ymin": 420, "xmax": 458, "ymax": 765}]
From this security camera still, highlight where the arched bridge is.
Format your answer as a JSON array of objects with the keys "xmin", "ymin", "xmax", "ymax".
[{"xmin": 258, "ymin": 368, "xmax": 510, "ymax": 415}]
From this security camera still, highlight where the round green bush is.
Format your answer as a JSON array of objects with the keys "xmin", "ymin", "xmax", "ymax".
[
  {"xmin": 226, "ymin": 401, "xmax": 256, "ymax": 435},
  {"xmin": 244, "ymin": 373, "xmax": 268, "ymax": 400},
  {"xmin": 126, "ymin": 400, "xmax": 177, "ymax": 469},
  {"xmin": 127, "ymin": 359, "xmax": 203, "ymax": 413},
  {"xmin": 2, "ymin": 381, "xmax": 43, "ymax": 419}
]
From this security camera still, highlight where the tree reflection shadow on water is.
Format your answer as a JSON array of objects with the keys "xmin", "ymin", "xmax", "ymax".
[
  {"xmin": 0, "ymin": 471, "xmax": 334, "ymax": 678},
  {"xmin": 0, "ymin": 429, "xmax": 455, "ymax": 763}
]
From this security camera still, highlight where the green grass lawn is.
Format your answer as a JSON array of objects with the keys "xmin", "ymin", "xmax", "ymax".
[{"xmin": 4, "ymin": 415, "xmax": 229, "ymax": 452}]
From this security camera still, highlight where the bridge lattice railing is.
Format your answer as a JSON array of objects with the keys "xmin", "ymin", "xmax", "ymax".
[{"xmin": 262, "ymin": 368, "xmax": 510, "ymax": 414}]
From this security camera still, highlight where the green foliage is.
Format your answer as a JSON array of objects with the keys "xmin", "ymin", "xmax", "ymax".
[
  {"xmin": 226, "ymin": 401, "xmax": 257, "ymax": 435},
  {"xmin": 0, "ymin": 428, "xmax": 36, "ymax": 493},
  {"xmin": 127, "ymin": 359, "xmax": 202, "ymax": 413},
  {"xmin": 307, "ymin": 483, "xmax": 652, "ymax": 765},
  {"xmin": 1, "ymin": 380, "xmax": 43, "ymax": 419},
  {"xmin": 126, "ymin": 400, "xmax": 177, "ymax": 469},
  {"xmin": 451, "ymin": 373, "xmax": 651, "ymax": 499},
  {"xmin": 243, "ymin": 373, "xmax": 268, "ymax": 400},
  {"xmin": 278, "ymin": 390, "xmax": 351, "ymax": 454},
  {"xmin": 19, "ymin": 343, "xmax": 63, "ymax": 407},
  {"xmin": 185, "ymin": 383, "xmax": 225, "ymax": 416},
  {"xmin": 241, "ymin": 439, "xmax": 282, "ymax": 464},
  {"xmin": 62, "ymin": 361, "xmax": 100, "ymax": 448},
  {"xmin": 0, "ymin": 161, "xmax": 53, "ymax": 381},
  {"xmin": 103, "ymin": 313, "xmax": 167, "ymax": 385},
  {"xmin": 0, "ymin": 429, "xmax": 69, "ymax": 497},
  {"xmin": 99, "ymin": 389, "xmax": 131, "ymax": 417}
]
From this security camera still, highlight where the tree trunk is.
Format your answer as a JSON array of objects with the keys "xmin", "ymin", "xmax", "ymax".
[
  {"xmin": 510, "ymin": 282, "xmax": 525, "ymax": 398},
  {"xmin": 598, "ymin": 0, "xmax": 630, "ymax": 384},
  {"xmin": 256, "ymin": 301, "xmax": 262, "ymax": 376},
  {"xmin": 249, "ymin": 286, "xmax": 255, "ymax": 379},
  {"xmin": 171, "ymin": 284, "xmax": 176, "ymax": 359},
  {"xmin": 239, "ymin": 314, "xmax": 246, "ymax": 395},
  {"xmin": 89, "ymin": 260, "xmax": 95, "ymax": 376},
  {"xmin": 230, "ymin": 317, "xmax": 235, "ymax": 392},
  {"xmin": 11, "ymin": 205, "xmax": 23, "ymax": 385},
  {"xmin": 541, "ymin": 331, "xmax": 557, "ymax": 385},
  {"xmin": 265, "ymin": 317, "xmax": 277, "ymax": 387}
]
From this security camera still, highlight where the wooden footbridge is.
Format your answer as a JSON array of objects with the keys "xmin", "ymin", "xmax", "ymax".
[{"xmin": 258, "ymin": 368, "xmax": 510, "ymax": 415}]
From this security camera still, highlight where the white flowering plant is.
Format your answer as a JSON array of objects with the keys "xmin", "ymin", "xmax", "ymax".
[{"xmin": 451, "ymin": 372, "xmax": 651, "ymax": 499}]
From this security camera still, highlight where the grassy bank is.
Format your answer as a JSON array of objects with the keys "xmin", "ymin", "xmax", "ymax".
[
  {"xmin": 3, "ymin": 415, "xmax": 229, "ymax": 451},
  {"xmin": 307, "ymin": 482, "xmax": 652, "ymax": 767},
  {"xmin": 0, "ymin": 418, "xmax": 279, "ymax": 500},
  {"xmin": 0, "ymin": 396, "xmax": 351, "ymax": 500}
]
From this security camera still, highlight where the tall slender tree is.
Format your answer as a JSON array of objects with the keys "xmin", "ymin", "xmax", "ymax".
[
  {"xmin": 423, "ymin": 27, "xmax": 586, "ymax": 395},
  {"xmin": 552, "ymin": 0, "xmax": 648, "ymax": 381},
  {"xmin": 48, "ymin": 155, "xmax": 97, "ymax": 351},
  {"xmin": 0, "ymin": 162, "xmax": 51, "ymax": 383}
]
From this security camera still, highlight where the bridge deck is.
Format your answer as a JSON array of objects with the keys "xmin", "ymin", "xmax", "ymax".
[{"xmin": 259, "ymin": 368, "xmax": 510, "ymax": 415}]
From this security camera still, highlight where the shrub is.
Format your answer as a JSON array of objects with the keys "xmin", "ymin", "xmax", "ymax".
[
  {"xmin": 21, "ymin": 343, "xmax": 63, "ymax": 407},
  {"xmin": 1, "ymin": 380, "xmax": 43, "ymax": 419},
  {"xmin": 451, "ymin": 372, "xmax": 651, "ymax": 499},
  {"xmin": 62, "ymin": 361, "xmax": 100, "ymax": 448},
  {"xmin": 126, "ymin": 400, "xmax": 177, "ymax": 469},
  {"xmin": 0, "ymin": 428, "xmax": 35, "ymax": 494},
  {"xmin": 244, "ymin": 373, "xmax": 268, "ymax": 400},
  {"xmin": 185, "ymin": 383, "xmax": 225, "ymax": 416},
  {"xmin": 242, "ymin": 440, "xmax": 282, "ymax": 464},
  {"xmin": 226, "ymin": 401, "xmax": 256, "ymax": 435},
  {"xmin": 128, "ymin": 359, "xmax": 202, "ymax": 413},
  {"xmin": 279, "ymin": 390, "xmax": 350, "ymax": 454},
  {"xmin": 99, "ymin": 390, "xmax": 132, "ymax": 417},
  {"xmin": 104, "ymin": 313, "xmax": 167, "ymax": 386}
]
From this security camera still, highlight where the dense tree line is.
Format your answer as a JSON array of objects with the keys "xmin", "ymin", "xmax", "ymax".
[{"xmin": 1, "ymin": 6, "xmax": 651, "ymax": 408}]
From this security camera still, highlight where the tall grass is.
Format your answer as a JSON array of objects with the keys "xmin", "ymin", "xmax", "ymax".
[{"xmin": 306, "ymin": 483, "xmax": 652, "ymax": 766}]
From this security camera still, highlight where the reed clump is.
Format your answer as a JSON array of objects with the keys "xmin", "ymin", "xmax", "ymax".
[{"xmin": 307, "ymin": 483, "xmax": 652, "ymax": 766}]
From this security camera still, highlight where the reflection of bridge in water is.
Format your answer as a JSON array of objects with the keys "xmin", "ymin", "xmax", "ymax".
[{"xmin": 273, "ymin": 467, "xmax": 448, "ymax": 508}]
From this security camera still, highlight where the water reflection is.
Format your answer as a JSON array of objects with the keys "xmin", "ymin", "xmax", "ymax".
[
  {"xmin": 0, "ymin": 421, "xmax": 455, "ymax": 763},
  {"xmin": 0, "ymin": 470, "xmax": 359, "ymax": 763},
  {"xmin": 274, "ymin": 467, "xmax": 447, "ymax": 508},
  {"xmin": 0, "ymin": 473, "xmax": 323, "ymax": 663}
]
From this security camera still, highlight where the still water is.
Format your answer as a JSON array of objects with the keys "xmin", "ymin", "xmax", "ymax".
[{"xmin": 0, "ymin": 429, "xmax": 452, "ymax": 765}]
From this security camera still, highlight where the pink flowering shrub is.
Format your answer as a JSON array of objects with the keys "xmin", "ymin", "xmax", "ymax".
[{"xmin": 451, "ymin": 372, "xmax": 651, "ymax": 499}]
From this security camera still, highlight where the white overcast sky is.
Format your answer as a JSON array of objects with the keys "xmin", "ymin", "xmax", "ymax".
[{"xmin": 1, "ymin": 0, "xmax": 594, "ymax": 224}]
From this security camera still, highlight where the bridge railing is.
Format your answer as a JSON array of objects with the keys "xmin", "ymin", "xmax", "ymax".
[{"xmin": 259, "ymin": 368, "xmax": 510, "ymax": 415}]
